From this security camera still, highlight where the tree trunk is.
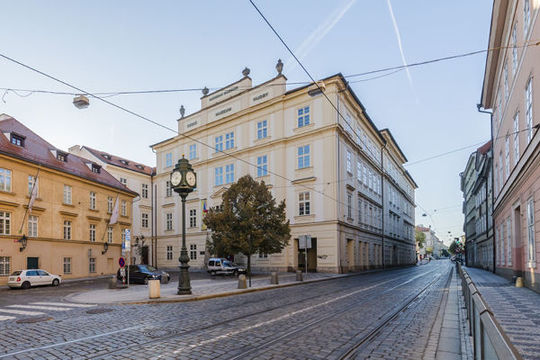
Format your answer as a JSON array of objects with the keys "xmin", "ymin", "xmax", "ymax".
[{"xmin": 247, "ymin": 254, "xmax": 252, "ymax": 287}]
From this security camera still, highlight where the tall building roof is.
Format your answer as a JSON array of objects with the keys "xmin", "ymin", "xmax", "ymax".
[
  {"xmin": 79, "ymin": 146, "xmax": 155, "ymax": 176},
  {"xmin": 0, "ymin": 114, "xmax": 137, "ymax": 196}
]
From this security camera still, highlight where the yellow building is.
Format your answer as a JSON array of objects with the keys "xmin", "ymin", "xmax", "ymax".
[{"xmin": 0, "ymin": 114, "xmax": 137, "ymax": 285}]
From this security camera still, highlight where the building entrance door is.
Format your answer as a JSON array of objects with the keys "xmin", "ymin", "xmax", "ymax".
[
  {"xmin": 347, "ymin": 239, "xmax": 355, "ymax": 272},
  {"xmin": 141, "ymin": 246, "xmax": 149, "ymax": 265},
  {"xmin": 297, "ymin": 237, "xmax": 317, "ymax": 272},
  {"xmin": 513, "ymin": 206, "xmax": 523, "ymax": 276},
  {"xmin": 27, "ymin": 257, "xmax": 39, "ymax": 269}
]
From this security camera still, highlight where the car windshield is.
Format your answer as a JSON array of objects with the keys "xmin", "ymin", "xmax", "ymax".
[
  {"xmin": 223, "ymin": 261, "xmax": 233, "ymax": 267},
  {"xmin": 10, "ymin": 271, "xmax": 21, "ymax": 276},
  {"xmin": 146, "ymin": 265, "xmax": 158, "ymax": 272}
]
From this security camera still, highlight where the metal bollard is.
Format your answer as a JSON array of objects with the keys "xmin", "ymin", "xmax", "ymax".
[
  {"xmin": 270, "ymin": 272, "xmax": 279, "ymax": 285},
  {"xmin": 238, "ymin": 274, "xmax": 247, "ymax": 289},
  {"xmin": 109, "ymin": 275, "xmax": 117, "ymax": 289},
  {"xmin": 296, "ymin": 270, "xmax": 303, "ymax": 281}
]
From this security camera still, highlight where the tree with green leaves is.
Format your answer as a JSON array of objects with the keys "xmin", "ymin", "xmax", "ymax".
[
  {"xmin": 203, "ymin": 175, "xmax": 290, "ymax": 284},
  {"xmin": 415, "ymin": 229, "xmax": 426, "ymax": 249}
]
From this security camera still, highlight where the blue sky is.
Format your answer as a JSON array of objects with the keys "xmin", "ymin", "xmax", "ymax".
[{"xmin": 0, "ymin": 1, "xmax": 493, "ymax": 243}]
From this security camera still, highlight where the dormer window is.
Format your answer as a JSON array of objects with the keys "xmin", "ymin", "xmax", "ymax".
[
  {"xmin": 10, "ymin": 133, "xmax": 25, "ymax": 147},
  {"xmin": 136, "ymin": 164, "xmax": 144, "ymax": 170},
  {"xmin": 120, "ymin": 160, "xmax": 129, "ymax": 165},
  {"xmin": 101, "ymin": 154, "xmax": 111, "ymax": 160},
  {"xmin": 91, "ymin": 164, "xmax": 101, "ymax": 174},
  {"xmin": 57, "ymin": 151, "xmax": 68, "ymax": 162}
]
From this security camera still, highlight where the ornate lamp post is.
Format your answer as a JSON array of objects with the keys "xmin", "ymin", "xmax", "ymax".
[{"xmin": 170, "ymin": 156, "xmax": 197, "ymax": 295}]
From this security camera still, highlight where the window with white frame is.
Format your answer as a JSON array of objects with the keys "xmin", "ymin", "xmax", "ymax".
[
  {"xmin": 142, "ymin": 184, "xmax": 148, "ymax": 199},
  {"xmin": 507, "ymin": 217, "xmax": 512, "ymax": 266},
  {"xmin": 165, "ymin": 152, "xmax": 172, "ymax": 167},
  {"xmin": 89, "ymin": 258, "xmax": 96, "ymax": 273},
  {"xmin": 527, "ymin": 198, "xmax": 536, "ymax": 265},
  {"xmin": 512, "ymin": 23, "xmax": 518, "ymax": 76},
  {"xmin": 524, "ymin": 0, "xmax": 530, "ymax": 36},
  {"xmin": 514, "ymin": 113, "xmax": 520, "ymax": 165},
  {"xmin": 63, "ymin": 185, "xmax": 72, "ymax": 204},
  {"xmin": 107, "ymin": 226, "xmax": 113, "ymax": 243},
  {"xmin": 0, "ymin": 168, "xmax": 12, "ymax": 192},
  {"xmin": 297, "ymin": 106, "xmax": 310, "ymax": 127},
  {"xmin": 225, "ymin": 164, "xmax": 234, "ymax": 184},
  {"xmin": 28, "ymin": 215, "xmax": 38, "ymax": 237},
  {"xmin": 28, "ymin": 175, "xmax": 38, "ymax": 196},
  {"xmin": 347, "ymin": 193, "xmax": 352, "ymax": 219},
  {"xmin": 297, "ymin": 145, "xmax": 310, "ymax": 169},
  {"xmin": 258, "ymin": 252, "xmax": 268, "ymax": 259},
  {"xmin": 189, "ymin": 209, "xmax": 197, "ymax": 228},
  {"xmin": 121, "ymin": 200, "xmax": 127, "ymax": 216},
  {"xmin": 225, "ymin": 132, "xmax": 234, "ymax": 150},
  {"xmin": 166, "ymin": 181, "xmax": 172, "ymax": 197},
  {"xmin": 190, "ymin": 244, "xmax": 197, "ymax": 260},
  {"xmin": 357, "ymin": 197, "xmax": 362, "ymax": 224},
  {"xmin": 0, "ymin": 256, "xmax": 11, "ymax": 276},
  {"xmin": 121, "ymin": 229, "xmax": 126, "ymax": 243},
  {"xmin": 166, "ymin": 213, "xmax": 173, "ymax": 231},
  {"xmin": 189, "ymin": 144, "xmax": 197, "ymax": 160},
  {"xmin": 107, "ymin": 196, "xmax": 113, "ymax": 213},
  {"xmin": 298, "ymin": 192, "xmax": 311, "ymax": 215},
  {"xmin": 215, "ymin": 135, "xmax": 223, "ymax": 152},
  {"xmin": 257, "ymin": 120, "xmax": 267, "ymax": 139},
  {"xmin": 356, "ymin": 161, "xmax": 362, "ymax": 181},
  {"xmin": 215, "ymin": 167, "xmax": 224, "ymax": 186},
  {"xmin": 120, "ymin": 178, "xmax": 127, "ymax": 186},
  {"xmin": 142, "ymin": 213, "xmax": 149, "ymax": 228},
  {"xmin": 89, "ymin": 224, "xmax": 96, "ymax": 242},
  {"xmin": 63, "ymin": 257, "xmax": 71, "ymax": 274},
  {"xmin": 346, "ymin": 150, "xmax": 352, "ymax": 174},
  {"xmin": 257, "ymin": 155, "xmax": 268, "ymax": 177},
  {"xmin": 167, "ymin": 245, "xmax": 173, "ymax": 260},
  {"xmin": 505, "ymin": 136, "xmax": 510, "ymax": 179},
  {"xmin": 0, "ymin": 211, "xmax": 11, "ymax": 235},
  {"xmin": 90, "ymin": 191, "xmax": 96, "ymax": 210},
  {"xmin": 63, "ymin": 220, "xmax": 71, "ymax": 240},
  {"xmin": 526, "ymin": 77, "xmax": 533, "ymax": 143}
]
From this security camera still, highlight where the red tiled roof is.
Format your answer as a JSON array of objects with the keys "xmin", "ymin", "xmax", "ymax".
[
  {"xmin": 82, "ymin": 146, "xmax": 155, "ymax": 176},
  {"xmin": 477, "ymin": 140, "xmax": 492, "ymax": 155},
  {"xmin": 0, "ymin": 115, "xmax": 137, "ymax": 196}
]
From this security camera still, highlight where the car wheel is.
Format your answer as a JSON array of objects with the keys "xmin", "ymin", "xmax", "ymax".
[
  {"xmin": 52, "ymin": 279, "xmax": 60, "ymax": 287},
  {"xmin": 21, "ymin": 281, "xmax": 31, "ymax": 290},
  {"xmin": 210, "ymin": 270, "xmax": 216, "ymax": 276}
]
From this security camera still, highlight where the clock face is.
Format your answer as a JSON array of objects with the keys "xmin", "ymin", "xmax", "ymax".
[
  {"xmin": 171, "ymin": 171, "xmax": 182, "ymax": 187},
  {"xmin": 186, "ymin": 171, "xmax": 196, "ymax": 187}
]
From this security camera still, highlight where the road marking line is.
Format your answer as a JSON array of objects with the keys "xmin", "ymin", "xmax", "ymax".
[
  {"xmin": 0, "ymin": 309, "xmax": 45, "ymax": 316},
  {"xmin": 30, "ymin": 302, "xmax": 95, "ymax": 308},
  {"xmin": 0, "ymin": 315, "xmax": 15, "ymax": 321},
  {"xmin": 7, "ymin": 305, "xmax": 73, "ymax": 311},
  {"xmin": 0, "ymin": 325, "xmax": 143, "ymax": 359}
]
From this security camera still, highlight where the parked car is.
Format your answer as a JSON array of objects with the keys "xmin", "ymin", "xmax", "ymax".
[
  {"xmin": 116, "ymin": 265, "xmax": 170, "ymax": 284},
  {"xmin": 8, "ymin": 269, "xmax": 61, "ymax": 289},
  {"xmin": 207, "ymin": 258, "xmax": 247, "ymax": 276}
]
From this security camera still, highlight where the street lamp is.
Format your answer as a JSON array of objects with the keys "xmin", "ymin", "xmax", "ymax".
[{"xmin": 170, "ymin": 156, "xmax": 197, "ymax": 295}]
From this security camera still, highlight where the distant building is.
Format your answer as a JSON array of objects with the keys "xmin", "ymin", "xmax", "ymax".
[
  {"xmin": 480, "ymin": 0, "xmax": 540, "ymax": 291},
  {"xmin": 151, "ymin": 64, "xmax": 417, "ymax": 273},
  {"xmin": 0, "ymin": 115, "xmax": 137, "ymax": 284},
  {"xmin": 69, "ymin": 146, "xmax": 155, "ymax": 266},
  {"xmin": 416, "ymin": 225, "xmax": 447, "ymax": 258},
  {"xmin": 460, "ymin": 141, "xmax": 493, "ymax": 270}
]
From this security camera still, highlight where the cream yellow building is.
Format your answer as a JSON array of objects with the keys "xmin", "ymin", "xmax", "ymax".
[
  {"xmin": 0, "ymin": 115, "xmax": 137, "ymax": 285},
  {"xmin": 151, "ymin": 64, "xmax": 417, "ymax": 273}
]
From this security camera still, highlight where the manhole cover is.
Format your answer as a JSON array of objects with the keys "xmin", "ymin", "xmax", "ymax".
[
  {"xmin": 144, "ymin": 329, "xmax": 178, "ymax": 338},
  {"xmin": 16, "ymin": 316, "xmax": 52, "ymax": 324},
  {"xmin": 86, "ymin": 308, "xmax": 113, "ymax": 314}
]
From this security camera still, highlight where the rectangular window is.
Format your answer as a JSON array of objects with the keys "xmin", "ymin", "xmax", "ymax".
[
  {"xmin": 215, "ymin": 167, "xmax": 224, "ymax": 186},
  {"xmin": 89, "ymin": 224, "xmax": 96, "ymax": 242},
  {"xmin": 225, "ymin": 164, "xmax": 234, "ymax": 184},
  {"xmin": 142, "ymin": 184, "xmax": 148, "ymax": 199},
  {"xmin": 63, "ymin": 220, "xmax": 71, "ymax": 240},
  {"xmin": 215, "ymin": 135, "xmax": 223, "ymax": 152},
  {"xmin": 347, "ymin": 193, "xmax": 352, "ymax": 219},
  {"xmin": 257, "ymin": 155, "xmax": 268, "ymax": 177},
  {"xmin": 527, "ymin": 198, "xmax": 536, "ymax": 264},
  {"xmin": 358, "ymin": 197, "xmax": 362, "ymax": 224},
  {"xmin": 167, "ymin": 245, "xmax": 173, "ymax": 260},
  {"xmin": 28, "ymin": 175, "xmax": 38, "ymax": 196},
  {"xmin": 165, "ymin": 153, "xmax": 172, "ymax": 167},
  {"xmin": 356, "ymin": 161, "xmax": 362, "ymax": 181},
  {"xmin": 28, "ymin": 215, "xmax": 38, "ymax": 237},
  {"xmin": 89, "ymin": 258, "xmax": 96, "ymax": 273},
  {"xmin": 512, "ymin": 23, "xmax": 518, "ymax": 76},
  {"xmin": 257, "ymin": 120, "xmax": 267, "ymax": 139},
  {"xmin": 0, "ymin": 256, "xmax": 10, "ymax": 276},
  {"xmin": 189, "ymin": 144, "xmax": 197, "ymax": 160},
  {"xmin": 166, "ymin": 213, "xmax": 173, "ymax": 231},
  {"xmin": 121, "ymin": 200, "xmax": 127, "ymax": 216},
  {"xmin": 10, "ymin": 134, "xmax": 24, "ymax": 147},
  {"xmin": 526, "ymin": 78, "xmax": 533, "ymax": 144},
  {"xmin": 120, "ymin": 178, "xmax": 127, "ymax": 186},
  {"xmin": 142, "ymin": 213, "xmax": 149, "ymax": 228},
  {"xmin": 346, "ymin": 151, "xmax": 352, "ymax": 174},
  {"xmin": 63, "ymin": 185, "xmax": 72, "ymax": 205},
  {"xmin": 258, "ymin": 252, "xmax": 268, "ymax": 259},
  {"xmin": 0, "ymin": 168, "xmax": 12, "ymax": 192},
  {"xmin": 299, "ymin": 192, "xmax": 311, "ymax": 216},
  {"xmin": 0, "ymin": 211, "xmax": 11, "ymax": 235},
  {"xmin": 225, "ymin": 132, "xmax": 234, "ymax": 150},
  {"xmin": 90, "ymin": 192, "xmax": 96, "ymax": 210},
  {"xmin": 524, "ymin": 0, "xmax": 530, "ymax": 36},
  {"xmin": 107, "ymin": 197, "xmax": 113, "ymax": 213},
  {"xmin": 190, "ymin": 244, "xmax": 197, "ymax": 260},
  {"xmin": 107, "ymin": 226, "xmax": 113, "ymax": 243},
  {"xmin": 514, "ymin": 113, "xmax": 520, "ymax": 165},
  {"xmin": 297, "ymin": 106, "xmax": 310, "ymax": 127},
  {"xmin": 297, "ymin": 145, "xmax": 310, "ymax": 169},
  {"xmin": 507, "ymin": 218, "xmax": 513, "ymax": 266},
  {"xmin": 189, "ymin": 209, "xmax": 197, "ymax": 228},
  {"xmin": 166, "ymin": 181, "xmax": 172, "ymax": 197},
  {"xmin": 63, "ymin": 257, "xmax": 71, "ymax": 274}
]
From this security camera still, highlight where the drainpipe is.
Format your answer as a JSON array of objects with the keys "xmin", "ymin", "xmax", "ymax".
[
  {"xmin": 336, "ymin": 89, "xmax": 342, "ymax": 273},
  {"xmin": 380, "ymin": 144, "xmax": 386, "ymax": 269},
  {"xmin": 477, "ymin": 104, "xmax": 495, "ymax": 273}
]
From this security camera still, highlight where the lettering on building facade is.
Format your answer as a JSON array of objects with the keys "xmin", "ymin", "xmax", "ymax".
[
  {"xmin": 252, "ymin": 92, "xmax": 268, "ymax": 102},
  {"xmin": 215, "ymin": 107, "xmax": 232, "ymax": 117}
]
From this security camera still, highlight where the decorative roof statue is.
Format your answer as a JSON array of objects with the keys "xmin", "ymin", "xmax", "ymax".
[
  {"xmin": 179, "ymin": 105, "xmax": 185, "ymax": 118},
  {"xmin": 276, "ymin": 59, "xmax": 283, "ymax": 75},
  {"xmin": 202, "ymin": 87, "xmax": 209, "ymax": 96},
  {"xmin": 242, "ymin": 67, "xmax": 250, "ymax": 77}
]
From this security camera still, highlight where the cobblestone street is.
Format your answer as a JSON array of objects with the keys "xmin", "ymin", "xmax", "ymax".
[{"xmin": 0, "ymin": 261, "xmax": 465, "ymax": 359}]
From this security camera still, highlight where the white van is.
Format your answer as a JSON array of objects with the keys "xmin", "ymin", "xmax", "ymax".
[{"xmin": 207, "ymin": 258, "xmax": 246, "ymax": 276}]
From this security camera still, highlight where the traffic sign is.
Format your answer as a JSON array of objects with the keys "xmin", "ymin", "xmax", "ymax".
[
  {"xmin": 119, "ymin": 257, "xmax": 125, "ymax": 268},
  {"xmin": 125, "ymin": 229, "xmax": 131, "ymax": 248}
]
